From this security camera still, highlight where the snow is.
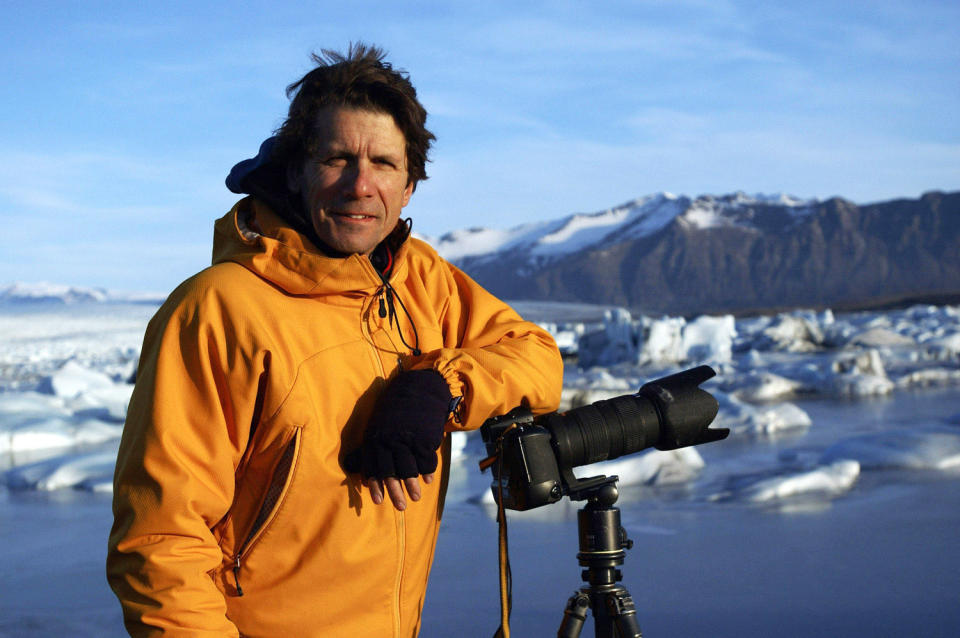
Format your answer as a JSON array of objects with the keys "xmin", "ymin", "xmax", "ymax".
[
  {"xmin": 424, "ymin": 219, "xmax": 560, "ymax": 261},
  {"xmin": 425, "ymin": 191, "xmax": 821, "ymax": 264}
]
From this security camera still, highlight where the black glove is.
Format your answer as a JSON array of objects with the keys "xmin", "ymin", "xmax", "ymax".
[{"xmin": 345, "ymin": 369, "xmax": 453, "ymax": 479}]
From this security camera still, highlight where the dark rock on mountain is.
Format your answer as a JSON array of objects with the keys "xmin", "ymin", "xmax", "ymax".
[{"xmin": 449, "ymin": 191, "xmax": 960, "ymax": 316}]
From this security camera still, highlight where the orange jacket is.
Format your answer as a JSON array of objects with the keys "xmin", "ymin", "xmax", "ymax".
[{"xmin": 107, "ymin": 198, "xmax": 563, "ymax": 637}]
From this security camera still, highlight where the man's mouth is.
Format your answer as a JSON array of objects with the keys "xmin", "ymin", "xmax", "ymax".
[{"xmin": 333, "ymin": 212, "xmax": 375, "ymax": 220}]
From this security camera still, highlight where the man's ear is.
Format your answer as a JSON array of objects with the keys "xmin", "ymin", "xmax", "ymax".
[{"xmin": 402, "ymin": 180, "xmax": 414, "ymax": 207}]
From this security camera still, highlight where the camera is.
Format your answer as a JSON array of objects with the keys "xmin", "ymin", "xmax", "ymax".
[{"xmin": 480, "ymin": 365, "xmax": 728, "ymax": 511}]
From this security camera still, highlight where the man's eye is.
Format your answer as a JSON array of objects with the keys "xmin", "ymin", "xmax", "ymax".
[{"xmin": 323, "ymin": 157, "xmax": 348, "ymax": 167}]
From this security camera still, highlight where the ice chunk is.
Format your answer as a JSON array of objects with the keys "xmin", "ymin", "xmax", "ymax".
[
  {"xmin": 39, "ymin": 360, "xmax": 115, "ymax": 397},
  {"xmin": 0, "ymin": 415, "xmax": 122, "ymax": 456},
  {"xmin": 726, "ymin": 371, "xmax": 804, "ymax": 402},
  {"xmin": 895, "ymin": 368, "xmax": 960, "ymax": 389},
  {"xmin": 4, "ymin": 445, "xmax": 119, "ymax": 491},
  {"xmin": 577, "ymin": 447, "xmax": 705, "ymax": 487},
  {"xmin": 551, "ymin": 330, "xmax": 580, "ymax": 356},
  {"xmin": 923, "ymin": 331, "xmax": 960, "ymax": 361},
  {"xmin": 637, "ymin": 317, "xmax": 685, "ymax": 365},
  {"xmin": 0, "ymin": 391, "xmax": 71, "ymax": 420},
  {"xmin": 450, "ymin": 430, "xmax": 468, "ymax": 461},
  {"xmin": 821, "ymin": 427, "xmax": 960, "ymax": 471},
  {"xmin": 560, "ymin": 368, "xmax": 633, "ymax": 409},
  {"xmin": 848, "ymin": 327, "xmax": 915, "ymax": 348},
  {"xmin": 577, "ymin": 308, "xmax": 637, "ymax": 368},
  {"xmin": 759, "ymin": 314, "xmax": 825, "ymax": 352},
  {"xmin": 727, "ymin": 460, "xmax": 861, "ymax": 503},
  {"xmin": 832, "ymin": 349, "xmax": 886, "ymax": 376},
  {"xmin": 713, "ymin": 392, "xmax": 812, "ymax": 436},
  {"xmin": 37, "ymin": 360, "xmax": 132, "ymax": 420},
  {"xmin": 823, "ymin": 349, "xmax": 894, "ymax": 397},
  {"xmin": 824, "ymin": 372, "xmax": 895, "ymax": 397},
  {"xmin": 682, "ymin": 315, "xmax": 736, "ymax": 364}
]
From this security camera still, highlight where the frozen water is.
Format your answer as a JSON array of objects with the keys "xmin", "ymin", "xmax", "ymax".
[
  {"xmin": 3, "ymin": 299, "xmax": 959, "ymax": 501},
  {"xmin": 1, "ymin": 299, "xmax": 959, "ymax": 637}
]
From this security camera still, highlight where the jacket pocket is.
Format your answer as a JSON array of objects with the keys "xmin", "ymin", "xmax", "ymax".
[{"xmin": 230, "ymin": 426, "xmax": 302, "ymax": 596}]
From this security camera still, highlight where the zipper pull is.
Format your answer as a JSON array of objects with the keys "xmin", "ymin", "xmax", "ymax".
[
  {"xmin": 378, "ymin": 293, "xmax": 387, "ymax": 318},
  {"xmin": 233, "ymin": 556, "xmax": 245, "ymax": 597},
  {"xmin": 386, "ymin": 288, "xmax": 396, "ymax": 324}
]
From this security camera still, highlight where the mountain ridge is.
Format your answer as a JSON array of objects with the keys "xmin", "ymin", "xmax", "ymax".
[{"xmin": 428, "ymin": 190, "xmax": 960, "ymax": 316}]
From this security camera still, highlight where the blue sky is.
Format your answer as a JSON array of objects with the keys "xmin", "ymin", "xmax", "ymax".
[{"xmin": 2, "ymin": 0, "xmax": 958, "ymax": 293}]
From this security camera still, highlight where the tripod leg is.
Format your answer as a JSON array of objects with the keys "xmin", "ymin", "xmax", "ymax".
[
  {"xmin": 557, "ymin": 591, "xmax": 590, "ymax": 638},
  {"xmin": 607, "ymin": 589, "xmax": 642, "ymax": 638}
]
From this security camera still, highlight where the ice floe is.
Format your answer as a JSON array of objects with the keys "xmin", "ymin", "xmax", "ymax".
[
  {"xmin": 821, "ymin": 427, "xmax": 960, "ymax": 471},
  {"xmin": 5, "ymin": 445, "xmax": 118, "ymax": 491},
  {"xmin": 1, "ymin": 300, "xmax": 958, "ymax": 508},
  {"xmin": 711, "ymin": 459, "xmax": 861, "ymax": 504}
]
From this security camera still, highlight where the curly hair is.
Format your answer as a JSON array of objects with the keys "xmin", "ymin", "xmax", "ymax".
[{"xmin": 273, "ymin": 43, "xmax": 435, "ymax": 189}]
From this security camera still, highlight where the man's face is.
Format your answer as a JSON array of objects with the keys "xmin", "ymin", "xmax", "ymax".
[{"xmin": 289, "ymin": 106, "xmax": 413, "ymax": 256}]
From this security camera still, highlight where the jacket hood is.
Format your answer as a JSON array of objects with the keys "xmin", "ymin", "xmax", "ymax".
[
  {"xmin": 226, "ymin": 136, "xmax": 325, "ymax": 244},
  {"xmin": 213, "ymin": 197, "xmax": 409, "ymax": 297}
]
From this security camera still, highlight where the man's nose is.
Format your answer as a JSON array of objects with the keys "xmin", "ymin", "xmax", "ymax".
[{"xmin": 343, "ymin": 162, "xmax": 373, "ymax": 198}]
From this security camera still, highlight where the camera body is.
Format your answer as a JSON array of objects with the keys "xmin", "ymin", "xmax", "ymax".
[
  {"xmin": 481, "ymin": 408, "xmax": 565, "ymax": 510},
  {"xmin": 480, "ymin": 365, "xmax": 727, "ymax": 511}
]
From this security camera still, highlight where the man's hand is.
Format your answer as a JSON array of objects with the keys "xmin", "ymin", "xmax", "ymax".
[
  {"xmin": 366, "ymin": 472, "xmax": 435, "ymax": 510},
  {"xmin": 344, "ymin": 369, "xmax": 453, "ymax": 510}
]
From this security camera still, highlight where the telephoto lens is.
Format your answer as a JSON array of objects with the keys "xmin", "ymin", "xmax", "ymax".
[{"xmin": 541, "ymin": 365, "xmax": 723, "ymax": 468}]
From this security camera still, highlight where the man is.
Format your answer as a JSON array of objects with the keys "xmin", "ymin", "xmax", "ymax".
[{"xmin": 107, "ymin": 44, "xmax": 562, "ymax": 637}]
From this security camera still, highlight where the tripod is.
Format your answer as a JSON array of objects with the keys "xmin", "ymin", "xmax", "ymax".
[{"xmin": 557, "ymin": 477, "xmax": 643, "ymax": 638}]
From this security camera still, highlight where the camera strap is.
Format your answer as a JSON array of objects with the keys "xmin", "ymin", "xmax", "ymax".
[{"xmin": 479, "ymin": 424, "xmax": 517, "ymax": 638}]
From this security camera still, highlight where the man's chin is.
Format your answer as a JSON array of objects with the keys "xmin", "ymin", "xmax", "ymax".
[
  {"xmin": 312, "ymin": 219, "xmax": 392, "ymax": 256},
  {"xmin": 317, "ymin": 234, "xmax": 380, "ymax": 256}
]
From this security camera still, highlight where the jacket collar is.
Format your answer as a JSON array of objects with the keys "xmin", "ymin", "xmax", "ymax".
[{"xmin": 213, "ymin": 197, "xmax": 410, "ymax": 297}]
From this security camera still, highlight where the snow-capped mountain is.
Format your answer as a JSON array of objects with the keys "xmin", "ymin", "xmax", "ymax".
[
  {"xmin": 425, "ymin": 190, "xmax": 960, "ymax": 316},
  {"xmin": 428, "ymin": 192, "xmax": 816, "ymax": 263}
]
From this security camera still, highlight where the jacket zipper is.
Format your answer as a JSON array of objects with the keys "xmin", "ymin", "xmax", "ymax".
[
  {"xmin": 232, "ymin": 556, "xmax": 244, "ymax": 596},
  {"xmin": 394, "ymin": 509, "xmax": 405, "ymax": 637},
  {"xmin": 231, "ymin": 427, "xmax": 301, "ymax": 596},
  {"xmin": 363, "ymin": 292, "xmax": 407, "ymax": 636}
]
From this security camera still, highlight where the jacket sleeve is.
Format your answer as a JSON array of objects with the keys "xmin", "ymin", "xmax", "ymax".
[
  {"xmin": 407, "ymin": 262, "xmax": 563, "ymax": 430},
  {"xmin": 107, "ymin": 283, "xmax": 266, "ymax": 637}
]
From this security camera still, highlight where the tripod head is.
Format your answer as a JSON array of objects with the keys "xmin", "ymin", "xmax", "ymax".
[{"xmin": 558, "ymin": 474, "xmax": 643, "ymax": 638}]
